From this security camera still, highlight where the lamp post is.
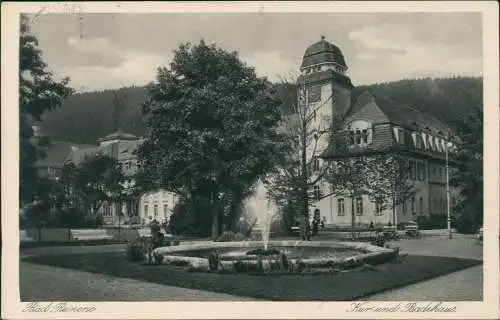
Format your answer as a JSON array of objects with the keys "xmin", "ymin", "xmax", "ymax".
[{"xmin": 445, "ymin": 138, "xmax": 453, "ymax": 239}]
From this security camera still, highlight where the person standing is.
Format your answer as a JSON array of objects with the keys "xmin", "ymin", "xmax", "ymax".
[{"xmin": 312, "ymin": 209, "xmax": 321, "ymax": 235}]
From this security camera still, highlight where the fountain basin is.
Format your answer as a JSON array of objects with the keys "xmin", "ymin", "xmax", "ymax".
[{"xmin": 152, "ymin": 240, "xmax": 398, "ymax": 274}]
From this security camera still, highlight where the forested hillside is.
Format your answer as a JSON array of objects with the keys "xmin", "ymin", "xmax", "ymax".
[{"xmin": 39, "ymin": 76, "xmax": 483, "ymax": 144}]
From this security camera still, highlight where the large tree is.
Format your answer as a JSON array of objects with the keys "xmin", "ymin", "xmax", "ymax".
[
  {"xmin": 450, "ymin": 105, "xmax": 483, "ymax": 233},
  {"xmin": 19, "ymin": 15, "xmax": 74, "ymax": 205},
  {"xmin": 365, "ymin": 152, "xmax": 418, "ymax": 228},
  {"xmin": 325, "ymin": 154, "xmax": 372, "ymax": 237},
  {"xmin": 136, "ymin": 40, "xmax": 286, "ymax": 239},
  {"xmin": 73, "ymin": 155, "xmax": 125, "ymax": 218}
]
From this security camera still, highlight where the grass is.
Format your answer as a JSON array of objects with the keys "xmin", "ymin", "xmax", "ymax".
[{"xmin": 22, "ymin": 251, "xmax": 482, "ymax": 301}]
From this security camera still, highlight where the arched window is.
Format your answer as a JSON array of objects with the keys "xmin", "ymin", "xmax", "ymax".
[{"xmin": 355, "ymin": 197, "xmax": 363, "ymax": 216}]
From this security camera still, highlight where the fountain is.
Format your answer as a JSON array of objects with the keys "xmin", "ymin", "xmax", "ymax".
[
  {"xmin": 244, "ymin": 180, "xmax": 276, "ymax": 251},
  {"xmin": 150, "ymin": 181, "xmax": 399, "ymax": 274}
]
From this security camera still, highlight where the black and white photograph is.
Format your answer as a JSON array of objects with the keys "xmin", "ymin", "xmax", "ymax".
[{"xmin": 2, "ymin": 1, "xmax": 499, "ymax": 319}]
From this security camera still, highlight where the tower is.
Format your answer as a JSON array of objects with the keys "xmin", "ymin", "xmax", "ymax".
[{"xmin": 298, "ymin": 36, "xmax": 354, "ymax": 161}]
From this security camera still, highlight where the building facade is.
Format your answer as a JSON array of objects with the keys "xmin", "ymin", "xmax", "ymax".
[
  {"xmin": 290, "ymin": 36, "xmax": 459, "ymax": 227},
  {"xmin": 66, "ymin": 131, "xmax": 178, "ymax": 226}
]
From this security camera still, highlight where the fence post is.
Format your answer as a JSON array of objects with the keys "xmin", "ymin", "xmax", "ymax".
[{"xmin": 68, "ymin": 228, "xmax": 71, "ymax": 242}]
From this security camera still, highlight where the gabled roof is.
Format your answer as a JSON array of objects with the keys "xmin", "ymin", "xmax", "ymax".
[
  {"xmin": 36, "ymin": 141, "xmax": 96, "ymax": 168},
  {"xmin": 371, "ymin": 92, "xmax": 450, "ymax": 136},
  {"xmin": 65, "ymin": 144, "xmax": 115, "ymax": 166}
]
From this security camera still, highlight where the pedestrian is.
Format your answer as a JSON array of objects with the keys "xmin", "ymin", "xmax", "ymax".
[{"xmin": 312, "ymin": 209, "xmax": 321, "ymax": 235}]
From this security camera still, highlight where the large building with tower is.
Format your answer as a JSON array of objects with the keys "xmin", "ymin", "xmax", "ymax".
[{"xmin": 292, "ymin": 36, "xmax": 459, "ymax": 227}]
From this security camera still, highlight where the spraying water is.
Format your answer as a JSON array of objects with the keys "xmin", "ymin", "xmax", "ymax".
[{"xmin": 244, "ymin": 180, "xmax": 276, "ymax": 251}]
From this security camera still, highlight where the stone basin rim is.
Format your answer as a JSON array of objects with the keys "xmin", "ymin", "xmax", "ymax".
[{"xmin": 153, "ymin": 240, "xmax": 393, "ymax": 256}]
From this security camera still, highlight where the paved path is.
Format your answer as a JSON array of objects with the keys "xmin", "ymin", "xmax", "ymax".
[
  {"xmin": 20, "ymin": 262, "xmax": 257, "ymax": 301},
  {"xmin": 364, "ymin": 233, "xmax": 483, "ymax": 300}
]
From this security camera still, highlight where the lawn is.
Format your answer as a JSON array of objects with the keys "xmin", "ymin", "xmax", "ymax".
[{"xmin": 22, "ymin": 251, "xmax": 482, "ymax": 301}]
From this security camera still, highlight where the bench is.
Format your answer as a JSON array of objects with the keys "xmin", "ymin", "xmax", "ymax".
[
  {"xmin": 71, "ymin": 229, "xmax": 113, "ymax": 241},
  {"xmin": 20, "ymin": 230, "xmax": 33, "ymax": 242},
  {"xmin": 291, "ymin": 226, "xmax": 300, "ymax": 235},
  {"xmin": 404, "ymin": 224, "xmax": 420, "ymax": 238}
]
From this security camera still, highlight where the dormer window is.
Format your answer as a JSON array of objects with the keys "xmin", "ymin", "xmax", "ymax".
[
  {"xmin": 398, "ymin": 129, "xmax": 405, "ymax": 145},
  {"xmin": 348, "ymin": 131, "xmax": 355, "ymax": 145},
  {"xmin": 355, "ymin": 130, "xmax": 362, "ymax": 144},
  {"xmin": 349, "ymin": 120, "xmax": 372, "ymax": 146}
]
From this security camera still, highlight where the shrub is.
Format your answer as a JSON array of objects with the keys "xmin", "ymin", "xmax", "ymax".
[
  {"xmin": 455, "ymin": 212, "xmax": 477, "ymax": 234},
  {"xmin": 214, "ymin": 231, "xmax": 246, "ymax": 242},
  {"xmin": 126, "ymin": 241, "xmax": 145, "ymax": 262}
]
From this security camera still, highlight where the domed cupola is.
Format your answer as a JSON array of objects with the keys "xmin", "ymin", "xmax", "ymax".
[{"xmin": 300, "ymin": 36, "xmax": 348, "ymax": 75}]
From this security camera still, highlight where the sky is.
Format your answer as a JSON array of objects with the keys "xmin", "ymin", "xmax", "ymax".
[{"xmin": 26, "ymin": 12, "xmax": 483, "ymax": 92}]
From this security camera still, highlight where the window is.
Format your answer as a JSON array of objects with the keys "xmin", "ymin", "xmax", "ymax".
[
  {"xmin": 398, "ymin": 129, "xmax": 405, "ymax": 144},
  {"xmin": 402, "ymin": 201, "xmax": 407, "ymax": 215},
  {"xmin": 103, "ymin": 202, "xmax": 111, "ymax": 216},
  {"xmin": 144, "ymin": 205, "xmax": 148, "ymax": 216},
  {"xmin": 355, "ymin": 197, "xmax": 363, "ymax": 216},
  {"xmin": 313, "ymin": 185, "xmax": 321, "ymax": 201},
  {"xmin": 411, "ymin": 197, "xmax": 416, "ymax": 216},
  {"xmin": 410, "ymin": 162, "xmax": 416, "ymax": 180},
  {"xmin": 337, "ymin": 198, "xmax": 345, "ymax": 216},
  {"xmin": 420, "ymin": 163, "xmax": 426, "ymax": 180},
  {"xmin": 312, "ymin": 157, "xmax": 320, "ymax": 171},
  {"xmin": 308, "ymin": 85, "xmax": 322, "ymax": 102},
  {"xmin": 416, "ymin": 136, "xmax": 422, "ymax": 149},
  {"xmin": 164, "ymin": 204, "xmax": 168, "ymax": 217},
  {"xmin": 348, "ymin": 131, "xmax": 355, "ymax": 145},
  {"xmin": 154, "ymin": 204, "xmax": 158, "ymax": 217},
  {"xmin": 420, "ymin": 197, "xmax": 424, "ymax": 214},
  {"xmin": 362, "ymin": 129, "xmax": 368, "ymax": 144},
  {"xmin": 375, "ymin": 199, "xmax": 384, "ymax": 215},
  {"xmin": 439, "ymin": 167, "xmax": 443, "ymax": 179},
  {"xmin": 355, "ymin": 130, "xmax": 362, "ymax": 144}
]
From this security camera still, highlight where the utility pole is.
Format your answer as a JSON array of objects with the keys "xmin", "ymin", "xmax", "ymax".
[{"xmin": 445, "ymin": 136, "xmax": 452, "ymax": 239}]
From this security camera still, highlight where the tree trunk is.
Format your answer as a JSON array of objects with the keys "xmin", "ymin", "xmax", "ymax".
[
  {"xmin": 301, "ymin": 126, "xmax": 309, "ymax": 220},
  {"xmin": 351, "ymin": 196, "xmax": 356, "ymax": 239},
  {"xmin": 392, "ymin": 195, "xmax": 397, "ymax": 227},
  {"xmin": 211, "ymin": 193, "xmax": 223, "ymax": 240}
]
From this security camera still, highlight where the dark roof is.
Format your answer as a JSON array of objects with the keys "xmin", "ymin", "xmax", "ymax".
[
  {"xmin": 98, "ymin": 130, "xmax": 138, "ymax": 142},
  {"xmin": 297, "ymin": 69, "xmax": 354, "ymax": 89},
  {"xmin": 322, "ymin": 91, "xmax": 453, "ymax": 161},
  {"xmin": 371, "ymin": 93, "xmax": 450, "ymax": 135},
  {"xmin": 65, "ymin": 139, "xmax": 145, "ymax": 166},
  {"xmin": 37, "ymin": 141, "xmax": 95, "ymax": 168},
  {"xmin": 301, "ymin": 37, "xmax": 347, "ymax": 69}
]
